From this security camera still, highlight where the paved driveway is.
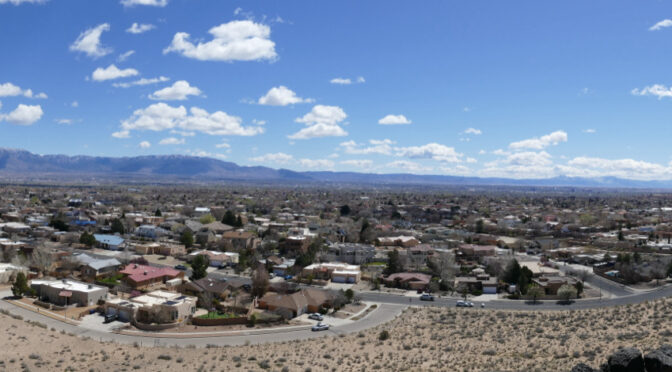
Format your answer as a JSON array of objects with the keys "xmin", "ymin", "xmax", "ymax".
[{"xmin": 79, "ymin": 313, "xmax": 127, "ymax": 332}]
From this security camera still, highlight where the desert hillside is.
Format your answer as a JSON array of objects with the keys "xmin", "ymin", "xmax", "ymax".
[{"xmin": 2, "ymin": 299, "xmax": 672, "ymax": 372}]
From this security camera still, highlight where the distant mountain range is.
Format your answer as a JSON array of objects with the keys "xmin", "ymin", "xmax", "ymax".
[{"xmin": 0, "ymin": 148, "xmax": 670, "ymax": 189}]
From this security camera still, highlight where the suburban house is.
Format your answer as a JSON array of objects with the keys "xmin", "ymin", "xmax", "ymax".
[
  {"xmin": 93, "ymin": 234, "xmax": 125, "ymax": 250},
  {"xmin": 0, "ymin": 263, "xmax": 28, "ymax": 284},
  {"xmin": 520, "ymin": 261, "xmax": 561, "ymax": 278},
  {"xmin": 383, "ymin": 272, "xmax": 431, "ymax": 290},
  {"xmin": 399, "ymin": 244, "xmax": 435, "ymax": 269},
  {"xmin": 302, "ymin": 262, "xmax": 361, "ymax": 283},
  {"xmin": 222, "ymin": 230, "xmax": 258, "ymax": 251},
  {"xmin": 104, "ymin": 290, "xmax": 197, "ymax": 324},
  {"xmin": 31, "ymin": 279, "xmax": 108, "ymax": 307},
  {"xmin": 134, "ymin": 225, "xmax": 170, "ymax": 240},
  {"xmin": 74, "ymin": 253, "xmax": 121, "ymax": 280},
  {"xmin": 271, "ymin": 258, "xmax": 296, "ymax": 277},
  {"xmin": 324, "ymin": 243, "xmax": 375, "ymax": 265},
  {"xmin": 203, "ymin": 221, "xmax": 234, "ymax": 235},
  {"xmin": 187, "ymin": 250, "xmax": 239, "ymax": 267},
  {"xmin": 376, "ymin": 236, "xmax": 420, "ymax": 248},
  {"xmin": 457, "ymin": 244, "xmax": 496, "ymax": 261},
  {"xmin": 179, "ymin": 277, "xmax": 230, "ymax": 301},
  {"xmin": 532, "ymin": 275, "xmax": 578, "ymax": 295},
  {"xmin": 119, "ymin": 264, "xmax": 184, "ymax": 290},
  {"xmin": 454, "ymin": 270, "xmax": 498, "ymax": 294},
  {"xmin": 133, "ymin": 242, "xmax": 185, "ymax": 256},
  {"xmin": 258, "ymin": 288, "xmax": 334, "ymax": 318}
]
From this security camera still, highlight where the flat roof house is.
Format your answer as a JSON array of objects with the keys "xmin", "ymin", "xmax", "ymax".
[
  {"xmin": 105, "ymin": 290, "xmax": 196, "ymax": 324},
  {"xmin": 31, "ymin": 279, "xmax": 108, "ymax": 307}
]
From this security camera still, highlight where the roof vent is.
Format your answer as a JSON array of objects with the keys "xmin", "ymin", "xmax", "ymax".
[{"xmin": 144, "ymin": 271, "xmax": 148, "ymax": 275}]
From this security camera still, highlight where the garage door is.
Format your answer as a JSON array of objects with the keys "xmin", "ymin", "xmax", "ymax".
[{"xmin": 332, "ymin": 276, "xmax": 345, "ymax": 283}]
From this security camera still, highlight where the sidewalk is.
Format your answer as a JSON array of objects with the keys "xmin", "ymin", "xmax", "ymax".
[{"xmin": 5, "ymin": 298, "xmax": 81, "ymax": 326}]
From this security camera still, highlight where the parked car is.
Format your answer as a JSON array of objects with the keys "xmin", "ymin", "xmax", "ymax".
[
  {"xmin": 311, "ymin": 323, "xmax": 330, "ymax": 331},
  {"xmin": 284, "ymin": 275, "xmax": 293, "ymax": 280},
  {"xmin": 174, "ymin": 264, "xmax": 187, "ymax": 271},
  {"xmin": 419, "ymin": 294, "xmax": 435, "ymax": 301},
  {"xmin": 308, "ymin": 313, "xmax": 324, "ymax": 321},
  {"xmin": 104, "ymin": 313, "xmax": 118, "ymax": 323},
  {"xmin": 456, "ymin": 300, "xmax": 474, "ymax": 307}
]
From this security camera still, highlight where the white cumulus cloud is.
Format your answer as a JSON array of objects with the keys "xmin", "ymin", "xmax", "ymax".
[
  {"xmin": 163, "ymin": 20, "xmax": 277, "ymax": 62},
  {"xmin": 126, "ymin": 22, "xmax": 155, "ymax": 34},
  {"xmin": 257, "ymin": 86, "xmax": 312, "ymax": 106},
  {"xmin": 113, "ymin": 76, "xmax": 170, "ymax": 88},
  {"xmin": 118, "ymin": 102, "xmax": 264, "ymax": 137},
  {"xmin": 395, "ymin": 143, "xmax": 463, "ymax": 163},
  {"xmin": 289, "ymin": 105, "xmax": 348, "ymax": 139},
  {"xmin": 92, "ymin": 64, "xmax": 139, "ymax": 82},
  {"xmin": 149, "ymin": 80, "xmax": 202, "ymax": 101},
  {"xmin": 1, "ymin": 104, "xmax": 43, "ymax": 125},
  {"xmin": 631, "ymin": 84, "xmax": 672, "ymax": 99},
  {"xmin": 70, "ymin": 23, "xmax": 112, "ymax": 59},
  {"xmin": 650, "ymin": 19, "xmax": 672, "ymax": 31},
  {"xmin": 0, "ymin": 82, "xmax": 46, "ymax": 98},
  {"xmin": 0, "ymin": 0, "xmax": 47, "ymax": 4},
  {"xmin": 121, "ymin": 0, "xmax": 167, "ymax": 7},
  {"xmin": 340, "ymin": 139, "xmax": 395, "ymax": 155},
  {"xmin": 509, "ymin": 130, "xmax": 567, "ymax": 150},
  {"xmin": 139, "ymin": 141, "xmax": 151, "ymax": 148},
  {"xmin": 378, "ymin": 114, "xmax": 411, "ymax": 125},
  {"xmin": 463, "ymin": 127, "xmax": 482, "ymax": 135}
]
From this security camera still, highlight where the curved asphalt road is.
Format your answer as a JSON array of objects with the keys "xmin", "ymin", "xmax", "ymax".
[
  {"xmin": 0, "ymin": 289, "xmax": 404, "ymax": 347},
  {"xmin": 2, "ymin": 279, "xmax": 671, "ymax": 347}
]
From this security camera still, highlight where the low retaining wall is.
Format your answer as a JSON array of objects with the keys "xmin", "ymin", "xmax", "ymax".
[
  {"xmin": 191, "ymin": 316, "xmax": 248, "ymax": 326},
  {"xmin": 132, "ymin": 318, "xmax": 185, "ymax": 331}
]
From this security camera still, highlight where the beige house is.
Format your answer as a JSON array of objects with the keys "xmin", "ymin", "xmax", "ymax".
[
  {"xmin": 105, "ymin": 290, "xmax": 196, "ymax": 324},
  {"xmin": 31, "ymin": 279, "xmax": 108, "ymax": 307},
  {"xmin": 302, "ymin": 262, "xmax": 361, "ymax": 283},
  {"xmin": 133, "ymin": 242, "xmax": 185, "ymax": 256}
]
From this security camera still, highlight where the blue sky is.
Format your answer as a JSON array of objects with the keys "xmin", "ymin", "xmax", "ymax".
[{"xmin": 2, "ymin": 0, "xmax": 672, "ymax": 179}]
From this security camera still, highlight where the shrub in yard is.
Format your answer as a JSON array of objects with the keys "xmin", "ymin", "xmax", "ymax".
[{"xmin": 379, "ymin": 330, "xmax": 390, "ymax": 341}]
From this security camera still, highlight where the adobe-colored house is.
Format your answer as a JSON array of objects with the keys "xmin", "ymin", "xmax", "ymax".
[
  {"xmin": 258, "ymin": 288, "xmax": 333, "ymax": 317},
  {"xmin": 383, "ymin": 272, "xmax": 431, "ymax": 290}
]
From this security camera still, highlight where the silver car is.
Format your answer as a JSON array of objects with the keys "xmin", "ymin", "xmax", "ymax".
[{"xmin": 311, "ymin": 323, "xmax": 330, "ymax": 331}]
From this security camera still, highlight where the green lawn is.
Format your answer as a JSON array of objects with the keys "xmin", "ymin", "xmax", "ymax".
[{"xmin": 197, "ymin": 312, "xmax": 240, "ymax": 319}]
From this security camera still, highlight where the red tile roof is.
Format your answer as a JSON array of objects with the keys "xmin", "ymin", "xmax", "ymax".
[{"xmin": 120, "ymin": 264, "xmax": 180, "ymax": 283}]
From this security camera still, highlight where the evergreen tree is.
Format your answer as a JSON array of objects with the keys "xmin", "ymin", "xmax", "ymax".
[
  {"xmin": 155, "ymin": 209, "xmax": 162, "ymax": 217},
  {"xmin": 111, "ymin": 218, "xmax": 125, "ymax": 234},
  {"xmin": 181, "ymin": 230, "xmax": 194, "ymax": 248},
  {"xmin": 222, "ymin": 210, "xmax": 237, "ymax": 226},
  {"xmin": 190, "ymin": 254, "xmax": 209, "ymax": 280},
  {"xmin": 385, "ymin": 249, "xmax": 402, "ymax": 276},
  {"xmin": 79, "ymin": 232, "xmax": 96, "ymax": 247},
  {"xmin": 11, "ymin": 272, "xmax": 28, "ymax": 298}
]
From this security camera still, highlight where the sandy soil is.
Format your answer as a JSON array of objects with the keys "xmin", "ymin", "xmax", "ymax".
[{"xmin": 3, "ymin": 298, "xmax": 672, "ymax": 371}]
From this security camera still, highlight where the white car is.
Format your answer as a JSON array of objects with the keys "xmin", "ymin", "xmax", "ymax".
[
  {"xmin": 308, "ymin": 313, "xmax": 324, "ymax": 321},
  {"xmin": 456, "ymin": 300, "xmax": 474, "ymax": 307}
]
